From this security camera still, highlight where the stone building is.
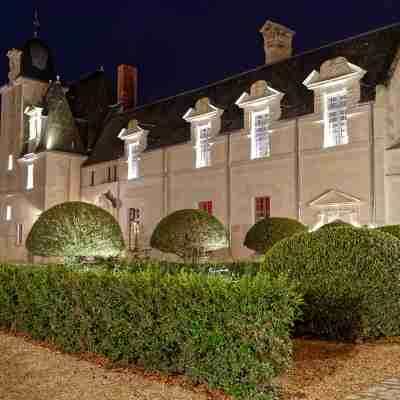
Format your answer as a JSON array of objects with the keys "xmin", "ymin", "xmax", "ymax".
[{"xmin": 2, "ymin": 20, "xmax": 400, "ymax": 261}]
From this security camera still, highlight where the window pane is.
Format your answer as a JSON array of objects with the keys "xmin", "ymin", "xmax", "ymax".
[
  {"xmin": 252, "ymin": 112, "xmax": 270, "ymax": 159},
  {"xmin": 196, "ymin": 125, "xmax": 210, "ymax": 168},
  {"xmin": 325, "ymin": 92, "xmax": 348, "ymax": 147}
]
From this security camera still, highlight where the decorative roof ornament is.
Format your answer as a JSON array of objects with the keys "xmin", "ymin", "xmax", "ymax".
[{"xmin": 33, "ymin": 10, "xmax": 40, "ymax": 38}]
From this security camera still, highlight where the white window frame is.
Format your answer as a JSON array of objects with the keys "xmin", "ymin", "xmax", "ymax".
[
  {"xmin": 128, "ymin": 142, "xmax": 140, "ymax": 180},
  {"xmin": 5, "ymin": 205, "xmax": 12, "ymax": 221},
  {"xmin": 196, "ymin": 123, "xmax": 211, "ymax": 168},
  {"xmin": 26, "ymin": 164, "xmax": 34, "ymax": 190},
  {"xmin": 7, "ymin": 154, "xmax": 13, "ymax": 171},
  {"xmin": 28, "ymin": 114, "xmax": 42, "ymax": 141},
  {"xmin": 251, "ymin": 110, "xmax": 271, "ymax": 159},
  {"xmin": 324, "ymin": 90, "xmax": 348, "ymax": 148}
]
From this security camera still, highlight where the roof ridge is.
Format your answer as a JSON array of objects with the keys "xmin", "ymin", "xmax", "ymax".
[{"xmin": 130, "ymin": 21, "xmax": 400, "ymax": 113}]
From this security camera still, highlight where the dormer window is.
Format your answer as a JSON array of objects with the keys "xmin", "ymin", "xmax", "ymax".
[
  {"xmin": 324, "ymin": 91, "xmax": 348, "ymax": 148},
  {"xmin": 252, "ymin": 110, "xmax": 270, "ymax": 159},
  {"xmin": 128, "ymin": 142, "xmax": 140, "ymax": 180},
  {"xmin": 196, "ymin": 124, "xmax": 211, "ymax": 168},
  {"xmin": 25, "ymin": 106, "xmax": 44, "ymax": 141},
  {"xmin": 118, "ymin": 119, "xmax": 149, "ymax": 181},
  {"xmin": 183, "ymin": 97, "xmax": 223, "ymax": 169}
]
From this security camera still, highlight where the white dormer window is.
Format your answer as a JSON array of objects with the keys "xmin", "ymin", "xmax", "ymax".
[
  {"xmin": 25, "ymin": 106, "xmax": 44, "ymax": 141},
  {"xmin": 128, "ymin": 142, "xmax": 140, "ymax": 180},
  {"xmin": 196, "ymin": 124, "xmax": 211, "ymax": 168},
  {"xmin": 252, "ymin": 110, "xmax": 270, "ymax": 159},
  {"xmin": 8, "ymin": 154, "xmax": 13, "ymax": 171},
  {"xmin": 324, "ymin": 91, "xmax": 348, "ymax": 148},
  {"xmin": 27, "ymin": 164, "xmax": 34, "ymax": 190},
  {"xmin": 5, "ymin": 205, "xmax": 12, "ymax": 221}
]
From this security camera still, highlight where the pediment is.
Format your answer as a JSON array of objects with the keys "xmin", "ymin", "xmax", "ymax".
[
  {"xmin": 303, "ymin": 57, "xmax": 366, "ymax": 90},
  {"xmin": 236, "ymin": 81, "xmax": 284, "ymax": 109},
  {"xmin": 118, "ymin": 119, "xmax": 148, "ymax": 141},
  {"xmin": 309, "ymin": 190, "xmax": 363, "ymax": 208},
  {"xmin": 183, "ymin": 97, "xmax": 223, "ymax": 123}
]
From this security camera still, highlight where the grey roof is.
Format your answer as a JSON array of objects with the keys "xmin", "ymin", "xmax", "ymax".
[{"xmin": 85, "ymin": 23, "xmax": 400, "ymax": 166}]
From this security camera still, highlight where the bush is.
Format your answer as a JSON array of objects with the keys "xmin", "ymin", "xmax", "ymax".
[
  {"xmin": 376, "ymin": 225, "xmax": 400, "ymax": 240},
  {"xmin": 0, "ymin": 264, "xmax": 301, "ymax": 399},
  {"xmin": 244, "ymin": 217, "xmax": 307, "ymax": 254},
  {"xmin": 263, "ymin": 225, "xmax": 400, "ymax": 340},
  {"xmin": 317, "ymin": 219, "xmax": 352, "ymax": 230},
  {"xmin": 150, "ymin": 209, "xmax": 228, "ymax": 262},
  {"xmin": 26, "ymin": 202, "xmax": 124, "ymax": 261}
]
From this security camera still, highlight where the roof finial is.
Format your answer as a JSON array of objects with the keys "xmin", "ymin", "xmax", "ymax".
[{"xmin": 33, "ymin": 10, "xmax": 40, "ymax": 38}]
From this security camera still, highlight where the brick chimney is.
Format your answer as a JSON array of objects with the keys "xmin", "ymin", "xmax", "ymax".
[
  {"xmin": 117, "ymin": 64, "xmax": 138, "ymax": 109},
  {"xmin": 259, "ymin": 21, "xmax": 295, "ymax": 64}
]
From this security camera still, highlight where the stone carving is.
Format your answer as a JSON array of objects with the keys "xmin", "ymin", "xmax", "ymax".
[{"xmin": 6, "ymin": 49, "xmax": 22, "ymax": 82}]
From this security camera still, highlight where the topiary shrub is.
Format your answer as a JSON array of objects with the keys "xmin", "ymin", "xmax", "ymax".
[
  {"xmin": 26, "ymin": 202, "xmax": 124, "ymax": 262},
  {"xmin": 263, "ymin": 225, "xmax": 400, "ymax": 340},
  {"xmin": 150, "ymin": 209, "xmax": 228, "ymax": 263},
  {"xmin": 376, "ymin": 225, "xmax": 400, "ymax": 240},
  {"xmin": 244, "ymin": 217, "xmax": 307, "ymax": 254},
  {"xmin": 317, "ymin": 219, "xmax": 352, "ymax": 230}
]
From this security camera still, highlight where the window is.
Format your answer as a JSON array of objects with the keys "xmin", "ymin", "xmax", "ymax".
[
  {"xmin": 196, "ymin": 124, "xmax": 210, "ymax": 168},
  {"xmin": 8, "ymin": 155, "xmax": 13, "ymax": 171},
  {"xmin": 90, "ymin": 171, "xmax": 95, "ymax": 186},
  {"xmin": 107, "ymin": 166, "xmax": 112, "ymax": 182},
  {"xmin": 252, "ymin": 111, "xmax": 270, "ymax": 159},
  {"xmin": 16, "ymin": 223, "xmax": 23, "ymax": 246},
  {"xmin": 5, "ymin": 205, "xmax": 12, "ymax": 221},
  {"xmin": 26, "ymin": 164, "xmax": 34, "ymax": 190},
  {"xmin": 128, "ymin": 208, "xmax": 141, "ymax": 250},
  {"xmin": 28, "ymin": 114, "xmax": 42, "ymax": 140},
  {"xmin": 128, "ymin": 143, "xmax": 139, "ymax": 180},
  {"xmin": 255, "ymin": 197, "xmax": 270, "ymax": 222},
  {"xmin": 199, "ymin": 201, "xmax": 213, "ymax": 215},
  {"xmin": 324, "ymin": 91, "xmax": 348, "ymax": 148}
]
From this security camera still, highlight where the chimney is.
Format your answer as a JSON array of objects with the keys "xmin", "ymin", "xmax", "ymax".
[
  {"xmin": 259, "ymin": 21, "xmax": 295, "ymax": 64},
  {"xmin": 117, "ymin": 64, "xmax": 138, "ymax": 109}
]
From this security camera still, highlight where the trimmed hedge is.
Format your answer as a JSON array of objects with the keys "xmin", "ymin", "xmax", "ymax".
[
  {"xmin": 263, "ymin": 225, "xmax": 400, "ymax": 340},
  {"xmin": 26, "ymin": 202, "xmax": 125, "ymax": 260},
  {"xmin": 0, "ymin": 264, "xmax": 301, "ymax": 399},
  {"xmin": 317, "ymin": 219, "xmax": 352, "ymax": 230},
  {"xmin": 376, "ymin": 225, "xmax": 400, "ymax": 240},
  {"xmin": 150, "ymin": 209, "xmax": 228, "ymax": 262},
  {"xmin": 244, "ymin": 218, "xmax": 307, "ymax": 254}
]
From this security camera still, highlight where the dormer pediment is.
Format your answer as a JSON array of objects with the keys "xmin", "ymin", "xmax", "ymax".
[
  {"xmin": 309, "ymin": 189, "xmax": 363, "ymax": 209},
  {"xmin": 118, "ymin": 119, "xmax": 149, "ymax": 153},
  {"xmin": 236, "ymin": 80, "xmax": 284, "ymax": 110},
  {"xmin": 183, "ymin": 97, "xmax": 223, "ymax": 123},
  {"xmin": 303, "ymin": 57, "xmax": 366, "ymax": 90}
]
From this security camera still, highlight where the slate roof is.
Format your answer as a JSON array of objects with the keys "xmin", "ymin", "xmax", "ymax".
[{"xmin": 85, "ymin": 23, "xmax": 400, "ymax": 166}]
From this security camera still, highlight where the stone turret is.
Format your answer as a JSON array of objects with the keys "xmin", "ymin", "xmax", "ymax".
[{"xmin": 259, "ymin": 20, "xmax": 295, "ymax": 64}]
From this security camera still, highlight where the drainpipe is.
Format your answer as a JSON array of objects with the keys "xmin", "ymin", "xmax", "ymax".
[
  {"xmin": 226, "ymin": 133, "xmax": 232, "ymax": 257},
  {"xmin": 295, "ymin": 118, "xmax": 301, "ymax": 221},
  {"xmin": 369, "ymin": 102, "xmax": 376, "ymax": 226}
]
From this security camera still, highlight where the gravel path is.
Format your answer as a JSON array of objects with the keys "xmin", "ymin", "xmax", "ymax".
[{"xmin": 0, "ymin": 332, "xmax": 210, "ymax": 400}]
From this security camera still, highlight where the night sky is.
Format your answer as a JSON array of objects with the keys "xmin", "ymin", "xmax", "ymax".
[{"xmin": 2, "ymin": 1, "xmax": 400, "ymax": 105}]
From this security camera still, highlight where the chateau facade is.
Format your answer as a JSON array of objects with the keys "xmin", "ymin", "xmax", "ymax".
[{"xmin": 2, "ymin": 20, "xmax": 400, "ymax": 262}]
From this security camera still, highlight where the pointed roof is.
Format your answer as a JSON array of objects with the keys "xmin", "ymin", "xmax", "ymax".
[{"xmin": 38, "ymin": 81, "xmax": 85, "ymax": 154}]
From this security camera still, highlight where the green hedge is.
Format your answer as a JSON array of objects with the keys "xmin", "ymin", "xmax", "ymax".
[
  {"xmin": 263, "ymin": 226, "xmax": 400, "ymax": 340},
  {"xmin": 0, "ymin": 264, "xmax": 301, "ymax": 399},
  {"xmin": 317, "ymin": 219, "xmax": 352, "ymax": 230},
  {"xmin": 26, "ymin": 201, "xmax": 125, "ymax": 261},
  {"xmin": 376, "ymin": 225, "xmax": 400, "ymax": 240},
  {"xmin": 244, "ymin": 218, "xmax": 307, "ymax": 254}
]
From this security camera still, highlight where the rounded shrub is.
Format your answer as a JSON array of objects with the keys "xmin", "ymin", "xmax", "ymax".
[
  {"xmin": 244, "ymin": 217, "xmax": 307, "ymax": 254},
  {"xmin": 376, "ymin": 225, "xmax": 400, "ymax": 240},
  {"xmin": 317, "ymin": 219, "xmax": 352, "ymax": 230},
  {"xmin": 263, "ymin": 225, "xmax": 400, "ymax": 340},
  {"xmin": 26, "ymin": 201, "xmax": 125, "ymax": 261},
  {"xmin": 150, "ymin": 209, "xmax": 228, "ymax": 262}
]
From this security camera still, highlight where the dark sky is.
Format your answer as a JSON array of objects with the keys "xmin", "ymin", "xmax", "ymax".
[{"xmin": 2, "ymin": 1, "xmax": 400, "ymax": 105}]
